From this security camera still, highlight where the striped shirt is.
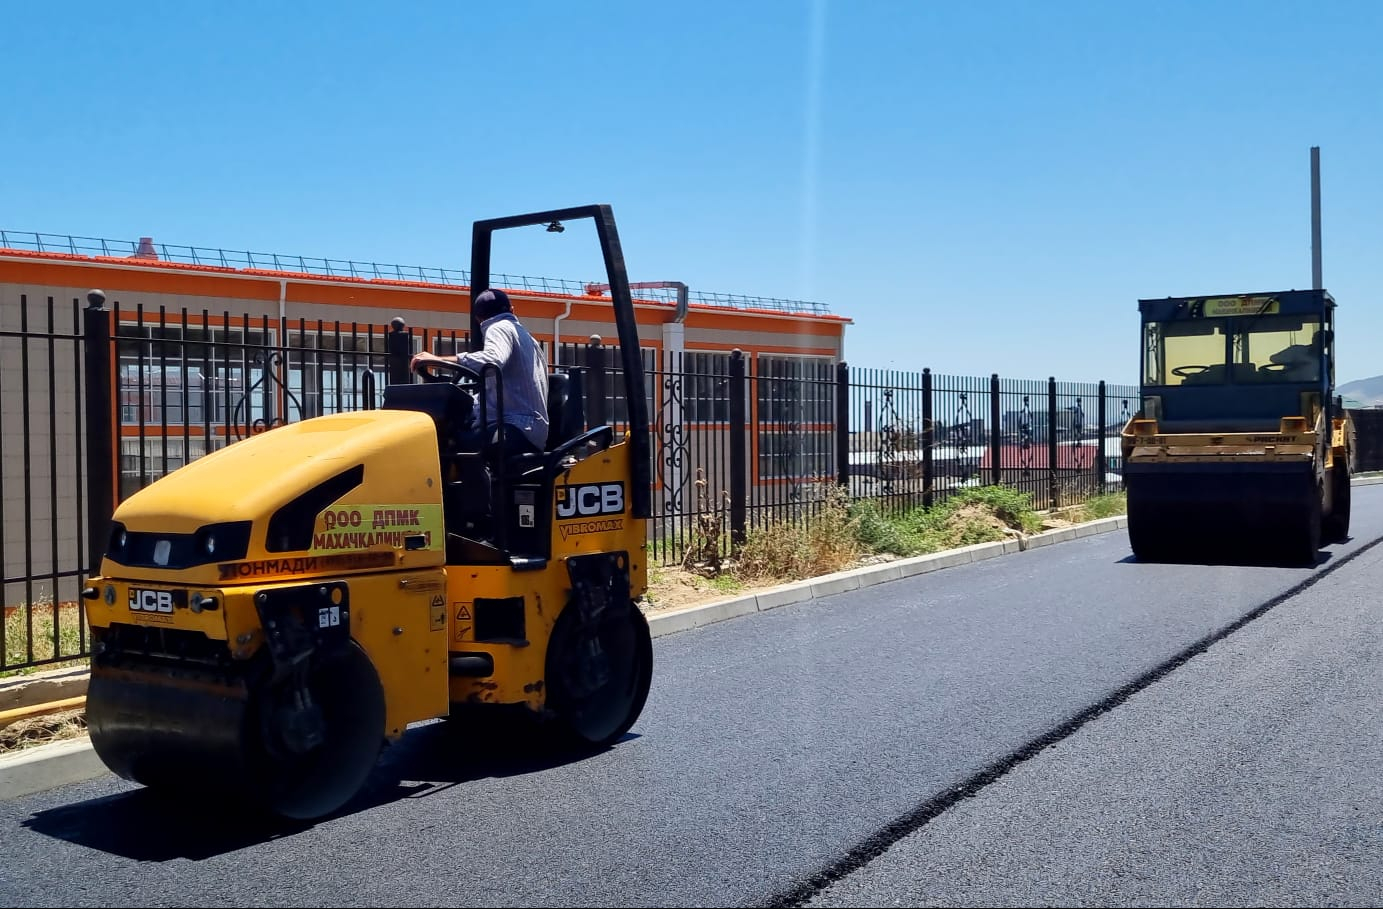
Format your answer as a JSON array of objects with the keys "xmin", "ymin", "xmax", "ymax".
[{"xmin": 456, "ymin": 313, "xmax": 549, "ymax": 450}]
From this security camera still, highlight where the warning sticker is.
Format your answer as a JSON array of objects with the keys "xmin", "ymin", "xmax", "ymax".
[{"xmin": 454, "ymin": 603, "xmax": 472, "ymax": 621}]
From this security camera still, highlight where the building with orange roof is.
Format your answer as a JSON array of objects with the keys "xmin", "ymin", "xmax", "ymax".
[{"xmin": 0, "ymin": 229, "xmax": 851, "ymax": 597}]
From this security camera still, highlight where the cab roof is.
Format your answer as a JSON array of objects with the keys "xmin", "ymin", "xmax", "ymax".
[{"xmin": 1138, "ymin": 289, "xmax": 1334, "ymax": 321}]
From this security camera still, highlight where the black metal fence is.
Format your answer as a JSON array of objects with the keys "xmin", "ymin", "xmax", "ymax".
[
  {"xmin": 113, "ymin": 305, "xmax": 398, "ymax": 504},
  {"xmin": 846, "ymin": 369, "xmax": 1137, "ymax": 518},
  {"xmin": 2, "ymin": 296, "xmax": 90, "ymax": 672},
  {"xmin": 0, "ymin": 297, "xmax": 1148, "ymax": 671}
]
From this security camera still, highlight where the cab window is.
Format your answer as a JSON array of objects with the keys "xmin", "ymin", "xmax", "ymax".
[
  {"xmin": 1234, "ymin": 315, "xmax": 1321, "ymax": 383},
  {"xmin": 1144, "ymin": 320, "xmax": 1227, "ymax": 386}
]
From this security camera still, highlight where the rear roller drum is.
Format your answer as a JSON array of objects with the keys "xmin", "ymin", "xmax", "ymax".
[{"xmin": 544, "ymin": 599, "xmax": 653, "ymax": 750}]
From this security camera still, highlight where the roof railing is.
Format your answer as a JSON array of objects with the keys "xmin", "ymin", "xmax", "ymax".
[{"xmin": 0, "ymin": 228, "xmax": 831, "ymax": 315}]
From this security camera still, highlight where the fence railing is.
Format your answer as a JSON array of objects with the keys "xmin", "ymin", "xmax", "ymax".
[{"xmin": 2, "ymin": 297, "xmax": 1145, "ymax": 671}]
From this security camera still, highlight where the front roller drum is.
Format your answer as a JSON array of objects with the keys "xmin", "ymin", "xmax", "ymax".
[
  {"xmin": 87, "ymin": 641, "xmax": 387, "ymax": 821},
  {"xmin": 87, "ymin": 666, "xmax": 255, "ymax": 795},
  {"xmin": 1125, "ymin": 465, "xmax": 1322, "ymax": 567}
]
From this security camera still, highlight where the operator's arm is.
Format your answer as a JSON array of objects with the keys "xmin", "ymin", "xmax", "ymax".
[{"xmin": 456, "ymin": 320, "xmax": 515, "ymax": 370}]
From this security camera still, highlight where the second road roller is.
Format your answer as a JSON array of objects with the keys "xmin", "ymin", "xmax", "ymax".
[{"xmin": 1121, "ymin": 288, "xmax": 1354, "ymax": 565}]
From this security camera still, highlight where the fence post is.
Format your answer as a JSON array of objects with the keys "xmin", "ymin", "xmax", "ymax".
[
  {"xmin": 1096, "ymin": 380, "xmax": 1107, "ymax": 494},
  {"xmin": 586, "ymin": 335, "xmax": 608, "ymax": 429},
  {"xmin": 836, "ymin": 361, "xmax": 850, "ymax": 489},
  {"xmin": 729, "ymin": 349, "xmax": 747, "ymax": 548},
  {"xmin": 989, "ymin": 373, "xmax": 1002, "ymax": 487},
  {"xmin": 1047, "ymin": 376, "xmax": 1059, "ymax": 510},
  {"xmin": 362, "ymin": 370, "xmax": 376, "ymax": 410},
  {"xmin": 83, "ymin": 290, "xmax": 115, "ymax": 576},
  {"xmin": 387, "ymin": 316, "xmax": 412, "ymax": 385},
  {"xmin": 922, "ymin": 368, "xmax": 934, "ymax": 509}
]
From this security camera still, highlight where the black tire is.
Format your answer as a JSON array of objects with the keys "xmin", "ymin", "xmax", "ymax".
[
  {"xmin": 1324, "ymin": 463, "xmax": 1351, "ymax": 543},
  {"xmin": 544, "ymin": 599, "xmax": 653, "ymax": 750}
]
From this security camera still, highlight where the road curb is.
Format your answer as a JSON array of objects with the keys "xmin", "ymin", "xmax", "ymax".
[
  {"xmin": 0, "ymin": 666, "xmax": 89, "ymax": 713},
  {"xmin": 0, "ymin": 737, "xmax": 105, "ymax": 802}
]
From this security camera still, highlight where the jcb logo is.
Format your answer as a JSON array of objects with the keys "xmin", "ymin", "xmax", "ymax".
[
  {"xmin": 556, "ymin": 482, "xmax": 625, "ymax": 519},
  {"xmin": 128, "ymin": 588, "xmax": 174, "ymax": 613}
]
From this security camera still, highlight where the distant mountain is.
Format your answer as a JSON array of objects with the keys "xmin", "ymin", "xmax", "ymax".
[{"xmin": 1337, "ymin": 375, "xmax": 1383, "ymax": 408}]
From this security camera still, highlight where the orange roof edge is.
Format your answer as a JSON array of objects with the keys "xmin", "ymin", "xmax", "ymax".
[{"xmin": 1, "ymin": 247, "xmax": 848, "ymax": 322}]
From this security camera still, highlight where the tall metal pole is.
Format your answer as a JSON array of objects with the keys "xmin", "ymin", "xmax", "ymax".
[{"xmin": 1311, "ymin": 146, "xmax": 1323, "ymax": 290}]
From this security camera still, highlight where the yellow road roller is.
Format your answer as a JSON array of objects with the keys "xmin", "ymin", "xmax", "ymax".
[
  {"xmin": 1121, "ymin": 289, "xmax": 1354, "ymax": 565},
  {"xmin": 82, "ymin": 205, "xmax": 654, "ymax": 820}
]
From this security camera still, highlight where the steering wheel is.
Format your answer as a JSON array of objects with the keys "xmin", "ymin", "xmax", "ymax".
[
  {"xmin": 413, "ymin": 355, "xmax": 484, "ymax": 386},
  {"xmin": 1171, "ymin": 365, "xmax": 1212, "ymax": 377},
  {"xmin": 1259, "ymin": 362, "xmax": 1288, "ymax": 373}
]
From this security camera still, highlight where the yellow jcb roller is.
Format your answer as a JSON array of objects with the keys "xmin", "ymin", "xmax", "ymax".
[{"xmin": 83, "ymin": 205, "xmax": 655, "ymax": 819}]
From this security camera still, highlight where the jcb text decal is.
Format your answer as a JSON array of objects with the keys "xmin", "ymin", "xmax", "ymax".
[{"xmin": 556, "ymin": 482, "xmax": 625, "ymax": 520}]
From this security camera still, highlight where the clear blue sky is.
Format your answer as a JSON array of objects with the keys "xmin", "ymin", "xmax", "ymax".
[{"xmin": 5, "ymin": 1, "xmax": 1382, "ymax": 386}]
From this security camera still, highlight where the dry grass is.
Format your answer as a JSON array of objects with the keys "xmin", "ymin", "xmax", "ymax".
[
  {"xmin": 0, "ymin": 707, "xmax": 88, "ymax": 753},
  {"xmin": 734, "ymin": 485, "xmax": 863, "ymax": 583},
  {"xmin": 3, "ymin": 602, "xmax": 88, "ymax": 677}
]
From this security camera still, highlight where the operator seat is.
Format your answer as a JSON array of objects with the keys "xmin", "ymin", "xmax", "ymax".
[{"xmin": 503, "ymin": 370, "xmax": 586, "ymax": 478}]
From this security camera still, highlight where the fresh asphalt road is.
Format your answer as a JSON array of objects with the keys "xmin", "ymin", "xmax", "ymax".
[
  {"xmin": 807, "ymin": 534, "xmax": 1383, "ymax": 908},
  {"xmin": 3, "ymin": 489, "xmax": 1383, "ymax": 908}
]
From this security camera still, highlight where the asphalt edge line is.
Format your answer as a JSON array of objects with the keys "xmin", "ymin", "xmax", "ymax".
[{"xmin": 760, "ymin": 530, "xmax": 1383, "ymax": 909}]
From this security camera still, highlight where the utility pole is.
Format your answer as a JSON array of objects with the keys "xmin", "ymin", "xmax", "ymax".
[{"xmin": 1311, "ymin": 146, "xmax": 1323, "ymax": 290}]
